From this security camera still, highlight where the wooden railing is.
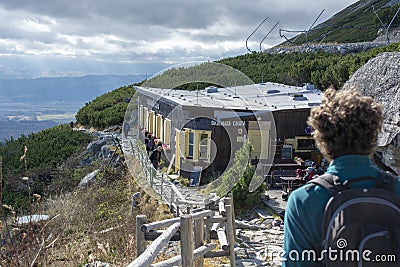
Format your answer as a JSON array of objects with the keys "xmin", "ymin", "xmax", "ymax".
[
  {"xmin": 128, "ymin": 139, "xmax": 204, "ymax": 216},
  {"xmin": 128, "ymin": 195, "xmax": 236, "ymax": 267}
]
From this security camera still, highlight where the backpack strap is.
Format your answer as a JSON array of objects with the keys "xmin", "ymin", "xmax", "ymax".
[
  {"xmin": 374, "ymin": 170, "xmax": 398, "ymax": 192},
  {"xmin": 308, "ymin": 174, "xmax": 343, "ymax": 195},
  {"xmin": 309, "ymin": 170, "xmax": 399, "ymax": 195}
]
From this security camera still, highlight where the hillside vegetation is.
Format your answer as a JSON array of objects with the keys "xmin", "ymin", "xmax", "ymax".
[
  {"xmin": 284, "ymin": 0, "xmax": 400, "ymax": 45},
  {"xmin": 75, "ymin": 84, "xmax": 136, "ymax": 129},
  {"xmin": 0, "ymin": 124, "xmax": 94, "ymax": 210},
  {"xmin": 220, "ymin": 42, "xmax": 400, "ymax": 88},
  {"xmin": 145, "ymin": 42, "xmax": 400, "ymax": 91}
]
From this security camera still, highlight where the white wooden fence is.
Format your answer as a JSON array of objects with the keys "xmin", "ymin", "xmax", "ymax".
[{"xmin": 128, "ymin": 195, "xmax": 236, "ymax": 267}]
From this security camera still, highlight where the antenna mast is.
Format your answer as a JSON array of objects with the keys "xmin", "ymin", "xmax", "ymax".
[
  {"xmin": 260, "ymin": 21, "xmax": 279, "ymax": 52},
  {"xmin": 246, "ymin": 16, "xmax": 269, "ymax": 52}
]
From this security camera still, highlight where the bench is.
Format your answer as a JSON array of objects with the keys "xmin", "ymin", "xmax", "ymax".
[{"xmin": 266, "ymin": 169, "xmax": 297, "ymax": 188}]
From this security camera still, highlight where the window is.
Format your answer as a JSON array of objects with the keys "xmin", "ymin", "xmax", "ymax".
[
  {"xmin": 182, "ymin": 129, "xmax": 211, "ymax": 162},
  {"xmin": 188, "ymin": 131, "xmax": 194, "ymax": 159},
  {"xmin": 297, "ymin": 138, "xmax": 316, "ymax": 150},
  {"xmin": 174, "ymin": 128, "xmax": 212, "ymax": 173},
  {"xmin": 199, "ymin": 133, "xmax": 209, "ymax": 160}
]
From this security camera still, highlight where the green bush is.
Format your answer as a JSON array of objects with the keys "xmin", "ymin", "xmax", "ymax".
[
  {"xmin": 212, "ymin": 142, "xmax": 265, "ymax": 210},
  {"xmin": 0, "ymin": 124, "xmax": 94, "ymax": 211},
  {"xmin": 75, "ymin": 85, "xmax": 136, "ymax": 128},
  {"xmin": 231, "ymin": 165, "xmax": 266, "ymax": 210}
]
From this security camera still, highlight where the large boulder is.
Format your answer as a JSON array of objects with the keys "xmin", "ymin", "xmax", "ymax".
[
  {"xmin": 101, "ymin": 145, "xmax": 115, "ymax": 159},
  {"xmin": 78, "ymin": 170, "xmax": 99, "ymax": 188},
  {"xmin": 87, "ymin": 139, "xmax": 107, "ymax": 154},
  {"xmin": 343, "ymin": 52, "xmax": 400, "ymax": 174}
]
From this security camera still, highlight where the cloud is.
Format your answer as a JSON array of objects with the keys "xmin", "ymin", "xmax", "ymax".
[{"xmin": 0, "ymin": 0, "xmax": 358, "ymax": 78}]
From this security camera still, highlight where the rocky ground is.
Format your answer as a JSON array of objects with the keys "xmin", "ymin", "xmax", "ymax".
[
  {"xmin": 155, "ymin": 190, "xmax": 286, "ymax": 267},
  {"xmin": 266, "ymin": 28, "xmax": 400, "ymax": 55},
  {"xmin": 210, "ymin": 189, "xmax": 286, "ymax": 267},
  {"xmin": 232, "ymin": 208, "xmax": 285, "ymax": 266}
]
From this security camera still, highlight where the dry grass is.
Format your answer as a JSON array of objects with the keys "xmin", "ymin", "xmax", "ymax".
[{"xmin": 1, "ymin": 169, "xmax": 173, "ymax": 266}]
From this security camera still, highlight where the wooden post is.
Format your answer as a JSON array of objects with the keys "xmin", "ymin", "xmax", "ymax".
[
  {"xmin": 169, "ymin": 185, "xmax": 175, "ymax": 214},
  {"xmin": 217, "ymin": 228, "xmax": 229, "ymax": 251},
  {"xmin": 150, "ymin": 168, "xmax": 154, "ymax": 187},
  {"xmin": 160, "ymin": 172, "xmax": 164, "ymax": 200},
  {"xmin": 225, "ymin": 195, "xmax": 237, "ymax": 241},
  {"xmin": 204, "ymin": 214, "xmax": 211, "ymax": 243},
  {"xmin": 210, "ymin": 222, "xmax": 220, "ymax": 240},
  {"xmin": 194, "ymin": 217, "xmax": 205, "ymax": 267},
  {"xmin": 218, "ymin": 199, "xmax": 226, "ymax": 216},
  {"xmin": 225, "ymin": 204, "xmax": 236, "ymax": 267},
  {"xmin": 136, "ymin": 215, "xmax": 147, "ymax": 257},
  {"xmin": 152, "ymin": 243, "xmax": 216, "ymax": 267},
  {"xmin": 180, "ymin": 214, "xmax": 194, "ymax": 267},
  {"xmin": 128, "ymin": 222, "xmax": 180, "ymax": 267},
  {"xmin": 204, "ymin": 200, "xmax": 213, "ymax": 243}
]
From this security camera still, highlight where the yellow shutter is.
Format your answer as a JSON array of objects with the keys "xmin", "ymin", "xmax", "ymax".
[
  {"xmin": 175, "ymin": 129, "xmax": 181, "ymax": 172},
  {"xmin": 139, "ymin": 105, "xmax": 144, "ymax": 128},
  {"xmin": 164, "ymin": 119, "xmax": 171, "ymax": 146},
  {"xmin": 148, "ymin": 111, "xmax": 155, "ymax": 134},
  {"xmin": 143, "ymin": 107, "xmax": 148, "ymax": 131},
  {"xmin": 184, "ymin": 129, "xmax": 190, "ymax": 158},
  {"xmin": 193, "ymin": 130, "xmax": 199, "ymax": 161},
  {"xmin": 156, "ymin": 114, "xmax": 163, "ymax": 139}
]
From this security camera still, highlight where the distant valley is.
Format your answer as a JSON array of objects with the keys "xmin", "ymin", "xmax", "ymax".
[
  {"xmin": 0, "ymin": 74, "xmax": 145, "ymax": 102},
  {"xmin": 0, "ymin": 120, "xmax": 58, "ymax": 141},
  {"xmin": 0, "ymin": 74, "xmax": 145, "ymax": 140}
]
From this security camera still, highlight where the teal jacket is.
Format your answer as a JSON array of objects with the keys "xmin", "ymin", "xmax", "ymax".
[{"xmin": 282, "ymin": 154, "xmax": 400, "ymax": 267}]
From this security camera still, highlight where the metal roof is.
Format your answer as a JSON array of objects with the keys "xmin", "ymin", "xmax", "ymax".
[{"xmin": 136, "ymin": 82, "xmax": 322, "ymax": 111}]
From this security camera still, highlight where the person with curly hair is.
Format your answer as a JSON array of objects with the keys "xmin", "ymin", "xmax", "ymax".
[{"xmin": 282, "ymin": 88, "xmax": 400, "ymax": 266}]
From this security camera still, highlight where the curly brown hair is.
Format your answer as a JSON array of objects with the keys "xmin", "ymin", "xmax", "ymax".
[{"xmin": 307, "ymin": 88, "xmax": 383, "ymax": 161}]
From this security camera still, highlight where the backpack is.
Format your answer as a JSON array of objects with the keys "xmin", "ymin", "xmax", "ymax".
[
  {"xmin": 149, "ymin": 149, "xmax": 157, "ymax": 161},
  {"xmin": 309, "ymin": 170, "xmax": 400, "ymax": 267},
  {"xmin": 146, "ymin": 138, "xmax": 155, "ymax": 151}
]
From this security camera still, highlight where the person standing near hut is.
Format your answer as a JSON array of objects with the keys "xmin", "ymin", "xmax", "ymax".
[
  {"xmin": 149, "ymin": 146, "xmax": 163, "ymax": 170},
  {"xmin": 146, "ymin": 134, "xmax": 155, "ymax": 154}
]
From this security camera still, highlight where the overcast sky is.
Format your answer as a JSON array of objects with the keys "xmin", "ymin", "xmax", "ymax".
[{"xmin": 0, "ymin": 0, "xmax": 359, "ymax": 79}]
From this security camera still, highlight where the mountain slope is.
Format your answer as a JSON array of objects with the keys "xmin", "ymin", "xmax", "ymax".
[{"xmin": 280, "ymin": 0, "xmax": 400, "ymax": 45}]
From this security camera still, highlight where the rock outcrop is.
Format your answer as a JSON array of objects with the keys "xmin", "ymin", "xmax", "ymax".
[
  {"xmin": 267, "ymin": 41, "xmax": 387, "ymax": 55},
  {"xmin": 78, "ymin": 169, "xmax": 99, "ymax": 188},
  {"xmin": 343, "ymin": 52, "xmax": 400, "ymax": 174},
  {"xmin": 79, "ymin": 127, "xmax": 124, "ymax": 170},
  {"xmin": 267, "ymin": 27, "xmax": 400, "ymax": 55}
]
